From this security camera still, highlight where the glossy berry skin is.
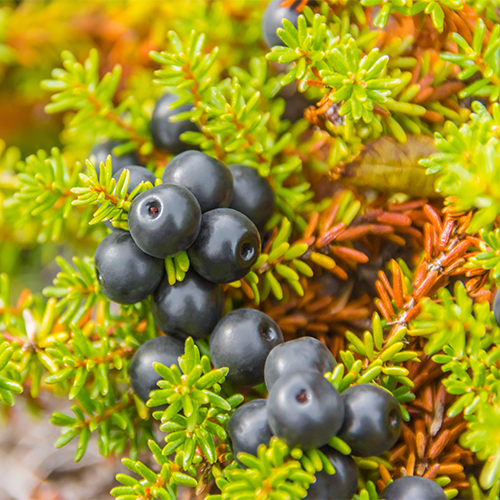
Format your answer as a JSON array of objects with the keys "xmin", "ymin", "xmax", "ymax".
[
  {"xmin": 90, "ymin": 140, "xmax": 140, "ymax": 176},
  {"xmin": 381, "ymin": 476, "xmax": 447, "ymax": 500},
  {"xmin": 150, "ymin": 94, "xmax": 198, "ymax": 155},
  {"xmin": 94, "ymin": 230, "xmax": 164, "ymax": 304},
  {"xmin": 114, "ymin": 166, "xmax": 157, "ymax": 195},
  {"xmin": 152, "ymin": 270, "xmax": 224, "ymax": 340},
  {"xmin": 264, "ymin": 337, "xmax": 337, "ymax": 391},
  {"xmin": 338, "ymin": 384, "xmax": 402, "ymax": 457},
  {"xmin": 129, "ymin": 335, "xmax": 185, "ymax": 403},
  {"xmin": 229, "ymin": 165, "xmax": 275, "ymax": 230},
  {"xmin": 188, "ymin": 208, "xmax": 261, "ymax": 283},
  {"xmin": 306, "ymin": 446, "xmax": 359, "ymax": 500},
  {"xmin": 494, "ymin": 291, "xmax": 500, "ymax": 326},
  {"xmin": 128, "ymin": 184, "xmax": 201, "ymax": 259},
  {"xmin": 262, "ymin": 0, "xmax": 300, "ymax": 48},
  {"xmin": 267, "ymin": 370, "xmax": 344, "ymax": 450},
  {"xmin": 210, "ymin": 309, "xmax": 283, "ymax": 386},
  {"xmin": 227, "ymin": 399, "xmax": 273, "ymax": 466},
  {"xmin": 163, "ymin": 151, "xmax": 233, "ymax": 213}
]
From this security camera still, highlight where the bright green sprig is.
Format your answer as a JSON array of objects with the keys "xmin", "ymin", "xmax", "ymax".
[
  {"xmin": 71, "ymin": 156, "xmax": 153, "ymax": 229},
  {"xmin": 51, "ymin": 387, "xmax": 152, "ymax": 462},
  {"xmin": 410, "ymin": 281, "xmax": 500, "ymax": 489},
  {"xmin": 111, "ymin": 440, "xmax": 199, "ymax": 500},
  {"xmin": 236, "ymin": 218, "xmax": 311, "ymax": 304},
  {"xmin": 267, "ymin": 15, "xmax": 426, "ymax": 142},
  {"xmin": 41, "ymin": 48, "xmax": 152, "ymax": 155},
  {"xmin": 421, "ymin": 101, "xmax": 500, "ymax": 231},
  {"xmin": 5, "ymin": 148, "xmax": 84, "ymax": 242},
  {"xmin": 208, "ymin": 437, "xmax": 316, "ymax": 500},
  {"xmin": 324, "ymin": 313, "xmax": 416, "ymax": 422},
  {"xmin": 0, "ymin": 342, "xmax": 23, "ymax": 406},
  {"xmin": 43, "ymin": 256, "xmax": 101, "ymax": 326},
  {"xmin": 320, "ymin": 38, "xmax": 401, "ymax": 124},
  {"xmin": 43, "ymin": 324, "xmax": 133, "ymax": 400},
  {"xmin": 149, "ymin": 338, "xmax": 243, "ymax": 469},
  {"xmin": 441, "ymin": 18, "xmax": 500, "ymax": 101}
]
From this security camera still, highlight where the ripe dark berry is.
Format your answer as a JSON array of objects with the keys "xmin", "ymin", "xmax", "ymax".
[
  {"xmin": 228, "ymin": 165, "xmax": 275, "ymax": 230},
  {"xmin": 494, "ymin": 290, "xmax": 500, "ymax": 326},
  {"xmin": 129, "ymin": 335, "xmax": 185, "ymax": 403},
  {"xmin": 94, "ymin": 230, "xmax": 164, "ymax": 304},
  {"xmin": 227, "ymin": 399, "xmax": 273, "ymax": 465},
  {"xmin": 306, "ymin": 446, "xmax": 359, "ymax": 500},
  {"xmin": 338, "ymin": 384, "xmax": 402, "ymax": 457},
  {"xmin": 114, "ymin": 166, "xmax": 157, "ymax": 195},
  {"xmin": 264, "ymin": 337, "xmax": 337, "ymax": 391},
  {"xmin": 150, "ymin": 94, "xmax": 198, "ymax": 155},
  {"xmin": 188, "ymin": 208, "xmax": 261, "ymax": 283},
  {"xmin": 267, "ymin": 370, "xmax": 344, "ymax": 449},
  {"xmin": 282, "ymin": 90, "xmax": 311, "ymax": 123},
  {"xmin": 210, "ymin": 309, "xmax": 284, "ymax": 386},
  {"xmin": 163, "ymin": 151, "xmax": 233, "ymax": 213},
  {"xmin": 90, "ymin": 140, "xmax": 140, "ymax": 176},
  {"xmin": 262, "ymin": 0, "xmax": 300, "ymax": 48},
  {"xmin": 128, "ymin": 184, "xmax": 201, "ymax": 259},
  {"xmin": 152, "ymin": 270, "xmax": 224, "ymax": 340},
  {"xmin": 381, "ymin": 476, "xmax": 447, "ymax": 500}
]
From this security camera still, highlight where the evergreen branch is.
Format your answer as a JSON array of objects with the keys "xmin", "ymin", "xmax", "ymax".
[
  {"xmin": 421, "ymin": 102, "xmax": 500, "ymax": 231},
  {"xmin": 441, "ymin": 19, "xmax": 500, "ymax": 101},
  {"xmin": 51, "ymin": 389, "xmax": 151, "ymax": 462},
  {"xmin": 149, "ymin": 338, "xmax": 243, "ymax": 469},
  {"xmin": 5, "ymin": 148, "xmax": 83, "ymax": 242},
  {"xmin": 410, "ymin": 281, "xmax": 500, "ymax": 490},
  {"xmin": 43, "ymin": 256, "xmax": 102, "ymax": 326},
  {"xmin": 71, "ymin": 157, "xmax": 154, "ymax": 229},
  {"xmin": 41, "ymin": 49, "xmax": 154, "ymax": 157},
  {"xmin": 209, "ymin": 438, "xmax": 316, "ymax": 500},
  {"xmin": 0, "ymin": 341, "xmax": 24, "ymax": 405},
  {"xmin": 112, "ymin": 440, "xmax": 198, "ymax": 500}
]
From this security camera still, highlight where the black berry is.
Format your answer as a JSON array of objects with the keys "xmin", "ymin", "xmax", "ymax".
[
  {"xmin": 282, "ymin": 90, "xmax": 311, "ymax": 123},
  {"xmin": 150, "ymin": 94, "xmax": 198, "ymax": 155},
  {"xmin": 94, "ymin": 230, "xmax": 164, "ymax": 305},
  {"xmin": 89, "ymin": 140, "xmax": 140, "ymax": 176},
  {"xmin": 210, "ymin": 309, "xmax": 284, "ymax": 386},
  {"xmin": 229, "ymin": 165, "xmax": 275, "ymax": 230},
  {"xmin": 306, "ymin": 446, "xmax": 359, "ymax": 500},
  {"xmin": 262, "ymin": 0, "xmax": 300, "ymax": 48},
  {"xmin": 163, "ymin": 151, "xmax": 233, "ymax": 213},
  {"xmin": 114, "ymin": 166, "xmax": 157, "ymax": 195},
  {"xmin": 152, "ymin": 269, "xmax": 224, "ymax": 340},
  {"xmin": 338, "ymin": 384, "xmax": 402, "ymax": 457},
  {"xmin": 267, "ymin": 370, "xmax": 344, "ymax": 449},
  {"xmin": 381, "ymin": 476, "xmax": 447, "ymax": 500},
  {"xmin": 264, "ymin": 337, "xmax": 337, "ymax": 391},
  {"xmin": 188, "ymin": 208, "xmax": 261, "ymax": 283},
  {"xmin": 128, "ymin": 184, "xmax": 201, "ymax": 259},
  {"xmin": 227, "ymin": 399, "xmax": 273, "ymax": 465},
  {"xmin": 129, "ymin": 335, "xmax": 185, "ymax": 403}
]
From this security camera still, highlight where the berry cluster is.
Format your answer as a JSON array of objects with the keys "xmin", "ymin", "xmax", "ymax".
[
  {"xmin": 93, "ymin": 94, "xmax": 275, "ymax": 340},
  {"xmin": 226, "ymin": 335, "xmax": 404, "ymax": 500}
]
